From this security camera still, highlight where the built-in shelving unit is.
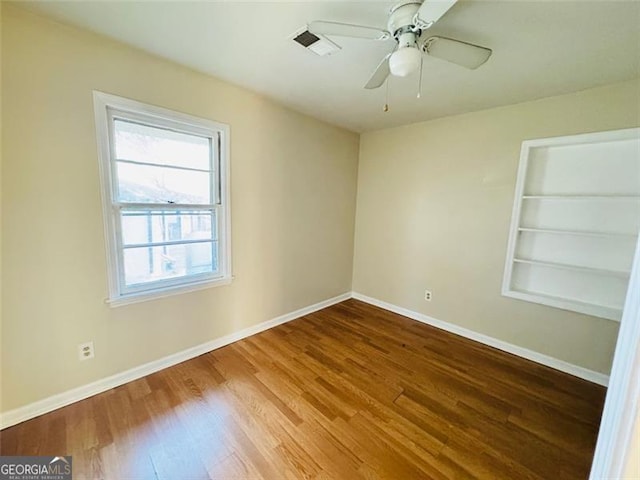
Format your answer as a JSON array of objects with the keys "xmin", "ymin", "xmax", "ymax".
[{"xmin": 503, "ymin": 128, "xmax": 640, "ymax": 321}]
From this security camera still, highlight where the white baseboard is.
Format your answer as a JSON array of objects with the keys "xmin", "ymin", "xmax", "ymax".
[
  {"xmin": 0, "ymin": 292, "xmax": 351, "ymax": 430},
  {"xmin": 2, "ymin": 290, "xmax": 608, "ymax": 430},
  {"xmin": 351, "ymin": 292, "xmax": 610, "ymax": 387}
]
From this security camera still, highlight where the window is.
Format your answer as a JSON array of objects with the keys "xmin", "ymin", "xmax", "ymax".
[{"xmin": 93, "ymin": 92, "xmax": 231, "ymax": 306}]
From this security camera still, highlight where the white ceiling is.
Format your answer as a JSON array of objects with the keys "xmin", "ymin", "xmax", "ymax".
[{"xmin": 16, "ymin": 0, "xmax": 640, "ymax": 132}]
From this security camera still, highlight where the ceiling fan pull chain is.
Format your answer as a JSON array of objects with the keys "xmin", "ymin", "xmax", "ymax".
[
  {"xmin": 417, "ymin": 57, "xmax": 424, "ymax": 99},
  {"xmin": 384, "ymin": 76, "xmax": 390, "ymax": 112}
]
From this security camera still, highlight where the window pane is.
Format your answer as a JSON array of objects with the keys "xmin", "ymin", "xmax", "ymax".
[
  {"xmin": 123, "ymin": 241, "xmax": 218, "ymax": 287},
  {"xmin": 116, "ymin": 161, "xmax": 211, "ymax": 204},
  {"xmin": 121, "ymin": 210, "xmax": 216, "ymax": 246},
  {"xmin": 114, "ymin": 119, "xmax": 211, "ymax": 171}
]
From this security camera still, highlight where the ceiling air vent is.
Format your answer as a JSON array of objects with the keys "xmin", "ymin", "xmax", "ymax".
[{"xmin": 291, "ymin": 27, "xmax": 340, "ymax": 56}]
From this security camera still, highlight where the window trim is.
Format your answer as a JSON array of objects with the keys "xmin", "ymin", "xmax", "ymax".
[{"xmin": 93, "ymin": 91, "xmax": 232, "ymax": 307}]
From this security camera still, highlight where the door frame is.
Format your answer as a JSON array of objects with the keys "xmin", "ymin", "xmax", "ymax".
[{"xmin": 589, "ymin": 234, "xmax": 640, "ymax": 478}]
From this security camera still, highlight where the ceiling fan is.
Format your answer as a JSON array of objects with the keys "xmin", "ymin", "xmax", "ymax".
[{"xmin": 308, "ymin": 0, "xmax": 492, "ymax": 90}]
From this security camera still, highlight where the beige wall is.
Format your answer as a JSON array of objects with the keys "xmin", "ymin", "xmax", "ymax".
[
  {"xmin": 0, "ymin": 6, "xmax": 359, "ymax": 412},
  {"xmin": 353, "ymin": 78, "xmax": 640, "ymax": 375}
]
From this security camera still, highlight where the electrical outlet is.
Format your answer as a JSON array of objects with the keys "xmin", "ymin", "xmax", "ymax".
[
  {"xmin": 424, "ymin": 290, "xmax": 432, "ymax": 302},
  {"xmin": 78, "ymin": 341, "xmax": 95, "ymax": 361}
]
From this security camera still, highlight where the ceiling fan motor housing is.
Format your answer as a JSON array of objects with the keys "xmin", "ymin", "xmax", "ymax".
[{"xmin": 388, "ymin": 1, "xmax": 422, "ymax": 38}]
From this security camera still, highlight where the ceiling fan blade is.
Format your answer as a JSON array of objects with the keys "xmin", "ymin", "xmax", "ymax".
[
  {"xmin": 421, "ymin": 36, "xmax": 492, "ymax": 69},
  {"xmin": 308, "ymin": 21, "xmax": 390, "ymax": 41},
  {"xmin": 413, "ymin": 0, "xmax": 457, "ymax": 29},
  {"xmin": 364, "ymin": 53, "xmax": 392, "ymax": 89}
]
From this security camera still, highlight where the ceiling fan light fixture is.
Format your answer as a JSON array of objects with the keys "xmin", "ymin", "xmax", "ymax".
[{"xmin": 389, "ymin": 46, "xmax": 422, "ymax": 77}]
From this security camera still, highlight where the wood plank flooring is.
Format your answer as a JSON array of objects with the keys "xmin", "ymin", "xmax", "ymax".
[{"xmin": 0, "ymin": 300, "xmax": 606, "ymax": 479}]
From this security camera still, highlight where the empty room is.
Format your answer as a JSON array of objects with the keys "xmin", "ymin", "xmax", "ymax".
[{"xmin": 1, "ymin": 1, "xmax": 639, "ymax": 479}]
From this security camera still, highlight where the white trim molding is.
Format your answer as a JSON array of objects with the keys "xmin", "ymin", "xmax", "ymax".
[
  {"xmin": 352, "ymin": 292, "xmax": 609, "ymax": 386},
  {"xmin": 589, "ymin": 235, "xmax": 640, "ymax": 479},
  {"xmin": 0, "ymin": 292, "xmax": 351, "ymax": 430}
]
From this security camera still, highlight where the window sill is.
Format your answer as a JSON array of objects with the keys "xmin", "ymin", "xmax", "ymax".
[{"xmin": 106, "ymin": 275, "xmax": 233, "ymax": 308}]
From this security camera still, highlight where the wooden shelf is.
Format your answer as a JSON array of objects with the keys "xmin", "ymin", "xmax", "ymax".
[
  {"xmin": 517, "ymin": 227, "xmax": 637, "ymax": 239},
  {"xmin": 513, "ymin": 258, "xmax": 630, "ymax": 278}
]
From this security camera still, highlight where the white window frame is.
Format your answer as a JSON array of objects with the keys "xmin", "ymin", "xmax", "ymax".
[{"xmin": 93, "ymin": 91, "xmax": 231, "ymax": 307}]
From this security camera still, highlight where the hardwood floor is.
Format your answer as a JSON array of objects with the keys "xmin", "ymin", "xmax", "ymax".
[{"xmin": 0, "ymin": 300, "xmax": 606, "ymax": 479}]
